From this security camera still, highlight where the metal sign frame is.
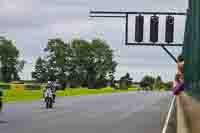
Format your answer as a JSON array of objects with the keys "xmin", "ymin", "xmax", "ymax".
[{"xmin": 89, "ymin": 11, "xmax": 187, "ymax": 63}]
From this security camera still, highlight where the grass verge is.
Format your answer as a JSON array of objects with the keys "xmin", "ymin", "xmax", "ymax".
[{"xmin": 2, "ymin": 87, "xmax": 140, "ymax": 103}]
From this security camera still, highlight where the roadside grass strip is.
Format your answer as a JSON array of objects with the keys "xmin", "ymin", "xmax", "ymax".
[{"xmin": 2, "ymin": 87, "xmax": 140, "ymax": 102}]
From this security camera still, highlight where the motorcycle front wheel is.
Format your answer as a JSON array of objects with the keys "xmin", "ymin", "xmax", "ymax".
[{"xmin": 45, "ymin": 97, "xmax": 53, "ymax": 109}]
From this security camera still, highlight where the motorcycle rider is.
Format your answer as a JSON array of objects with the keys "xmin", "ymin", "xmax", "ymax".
[
  {"xmin": 46, "ymin": 81, "xmax": 56, "ymax": 102},
  {"xmin": 44, "ymin": 87, "xmax": 53, "ymax": 99},
  {"xmin": 44, "ymin": 85, "xmax": 54, "ymax": 109}
]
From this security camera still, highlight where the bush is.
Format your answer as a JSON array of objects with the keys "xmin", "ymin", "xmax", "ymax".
[
  {"xmin": 140, "ymin": 75, "xmax": 155, "ymax": 90},
  {"xmin": 21, "ymin": 80, "xmax": 38, "ymax": 84},
  {"xmin": 10, "ymin": 81, "xmax": 24, "ymax": 84},
  {"xmin": 0, "ymin": 90, "xmax": 3, "ymax": 96},
  {"xmin": 0, "ymin": 84, "xmax": 10, "ymax": 90},
  {"xmin": 119, "ymin": 73, "xmax": 133, "ymax": 90},
  {"xmin": 10, "ymin": 84, "xmax": 25, "ymax": 91},
  {"xmin": 25, "ymin": 84, "xmax": 42, "ymax": 90}
]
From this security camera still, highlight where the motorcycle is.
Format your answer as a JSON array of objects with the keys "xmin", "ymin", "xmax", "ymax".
[{"xmin": 44, "ymin": 88, "xmax": 54, "ymax": 109}]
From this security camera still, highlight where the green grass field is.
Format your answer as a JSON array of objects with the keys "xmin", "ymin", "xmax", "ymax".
[{"xmin": 2, "ymin": 87, "xmax": 140, "ymax": 102}]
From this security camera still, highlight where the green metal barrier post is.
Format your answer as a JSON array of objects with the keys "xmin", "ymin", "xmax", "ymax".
[{"xmin": 184, "ymin": 0, "xmax": 200, "ymax": 99}]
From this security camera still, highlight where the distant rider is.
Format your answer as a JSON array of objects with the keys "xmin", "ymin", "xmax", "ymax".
[
  {"xmin": 44, "ymin": 87, "xmax": 53, "ymax": 99},
  {"xmin": 45, "ymin": 81, "xmax": 56, "ymax": 102}
]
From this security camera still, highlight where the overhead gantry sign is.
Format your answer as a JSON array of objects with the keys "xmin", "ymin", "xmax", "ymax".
[{"xmin": 89, "ymin": 11, "xmax": 187, "ymax": 63}]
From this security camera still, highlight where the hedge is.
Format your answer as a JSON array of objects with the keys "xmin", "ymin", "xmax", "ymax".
[
  {"xmin": 0, "ymin": 84, "xmax": 10, "ymax": 90},
  {"xmin": 0, "ymin": 83, "xmax": 43, "ymax": 90},
  {"xmin": 24, "ymin": 84, "xmax": 42, "ymax": 90},
  {"xmin": 0, "ymin": 90, "xmax": 2, "ymax": 96}
]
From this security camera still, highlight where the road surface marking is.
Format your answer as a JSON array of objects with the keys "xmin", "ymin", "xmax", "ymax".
[{"xmin": 162, "ymin": 96, "xmax": 176, "ymax": 133}]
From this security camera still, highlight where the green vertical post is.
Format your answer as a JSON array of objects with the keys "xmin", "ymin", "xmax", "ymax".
[
  {"xmin": 184, "ymin": 0, "xmax": 200, "ymax": 99},
  {"xmin": 184, "ymin": 0, "xmax": 192, "ymax": 94}
]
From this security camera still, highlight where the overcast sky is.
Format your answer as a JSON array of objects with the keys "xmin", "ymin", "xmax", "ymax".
[{"xmin": 0, "ymin": 0, "xmax": 188, "ymax": 81}]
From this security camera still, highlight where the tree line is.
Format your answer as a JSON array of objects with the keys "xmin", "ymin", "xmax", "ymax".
[
  {"xmin": 0, "ymin": 37, "xmax": 25, "ymax": 82},
  {"xmin": 0, "ymin": 36, "xmax": 172, "ymax": 90},
  {"xmin": 140, "ymin": 75, "xmax": 171, "ymax": 91},
  {"xmin": 32, "ymin": 38, "xmax": 117, "ymax": 89}
]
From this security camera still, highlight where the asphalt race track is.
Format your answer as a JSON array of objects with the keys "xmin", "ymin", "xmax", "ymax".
[{"xmin": 0, "ymin": 91, "xmax": 173, "ymax": 133}]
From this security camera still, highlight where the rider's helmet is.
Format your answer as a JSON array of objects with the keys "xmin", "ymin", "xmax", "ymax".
[
  {"xmin": 47, "ymin": 81, "xmax": 52, "ymax": 88},
  {"xmin": 47, "ymin": 81, "xmax": 56, "ymax": 93}
]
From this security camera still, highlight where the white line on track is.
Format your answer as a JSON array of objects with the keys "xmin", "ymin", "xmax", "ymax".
[{"xmin": 161, "ymin": 96, "xmax": 176, "ymax": 133}]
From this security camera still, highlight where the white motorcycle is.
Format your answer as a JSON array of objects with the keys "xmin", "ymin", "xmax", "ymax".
[{"xmin": 44, "ymin": 88, "xmax": 54, "ymax": 109}]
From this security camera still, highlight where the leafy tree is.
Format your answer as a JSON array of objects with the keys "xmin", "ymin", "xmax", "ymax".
[
  {"xmin": 70, "ymin": 38, "xmax": 117, "ymax": 88},
  {"xmin": 45, "ymin": 38, "xmax": 71, "ymax": 88},
  {"xmin": 153, "ymin": 76, "xmax": 163, "ymax": 90},
  {"xmin": 108, "ymin": 61, "xmax": 117, "ymax": 88},
  {"xmin": 32, "ymin": 38, "xmax": 117, "ymax": 89},
  {"xmin": 163, "ymin": 81, "xmax": 172, "ymax": 90},
  {"xmin": 119, "ymin": 73, "xmax": 133, "ymax": 89},
  {"xmin": 140, "ymin": 75, "xmax": 171, "ymax": 91},
  {"xmin": 16, "ymin": 60, "xmax": 26, "ymax": 73},
  {"xmin": 45, "ymin": 38, "xmax": 68, "ymax": 75},
  {"xmin": 32, "ymin": 57, "xmax": 48, "ymax": 82},
  {"xmin": 140, "ymin": 75, "xmax": 155, "ymax": 90},
  {"xmin": 33, "ymin": 38, "xmax": 71, "ymax": 87},
  {"xmin": 124, "ymin": 73, "xmax": 133, "ymax": 87},
  {"xmin": 0, "ymin": 37, "xmax": 25, "ymax": 82}
]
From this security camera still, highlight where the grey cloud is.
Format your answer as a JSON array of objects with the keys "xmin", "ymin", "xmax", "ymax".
[
  {"xmin": 0, "ymin": 0, "xmax": 187, "ymax": 80},
  {"xmin": 0, "ymin": 0, "xmax": 91, "ymax": 80},
  {"xmin": 41, "ymin": 0, "xmax": 89, "ymax": 7},
  {"xmin": 0, "ymin": 0, "xmax": 89, "ymax": 30},
  {"xmin": 90, "ymin": 0, "xmax": 187, "ymax": 11}
]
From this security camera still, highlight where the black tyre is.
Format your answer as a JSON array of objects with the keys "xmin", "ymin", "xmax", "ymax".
[
  {"xmin": 45, "ymin": 97, "xmax": 53, "ymax": 109},
  {"xmin": 45, "ymin": 97, "xmax": 50, "ymax": 109},
  {"xmin": 52, "ymin": 94, "xmax": 56, "ymax": 103},
  {"xmin": 49, "ymin": 99, "xmax": 53, "ymax": 108}
]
